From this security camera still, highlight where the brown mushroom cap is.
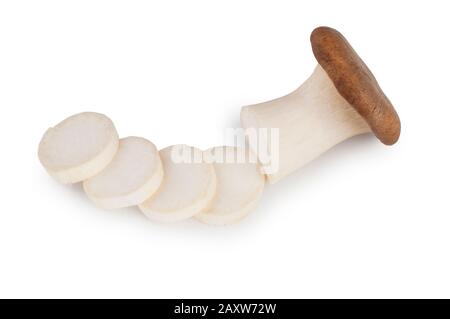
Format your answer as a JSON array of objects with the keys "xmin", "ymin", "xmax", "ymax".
[{"xmin": 311, "ymin": 26, "xmax": 401, "ymax": 145}]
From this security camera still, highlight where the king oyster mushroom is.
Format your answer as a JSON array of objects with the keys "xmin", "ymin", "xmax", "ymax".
[{"xmin": 241, "ymin": 27, "xmax": 401, "ymax": 183}]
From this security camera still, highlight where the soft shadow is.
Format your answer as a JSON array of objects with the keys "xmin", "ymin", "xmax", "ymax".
[{"xmin": 257, "ymin": 134, "xmax": 377, "ymax": 216}]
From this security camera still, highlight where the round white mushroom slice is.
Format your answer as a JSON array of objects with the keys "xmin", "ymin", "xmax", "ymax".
[
  {"xmin": 83, "ymin": 137, "xmax": 164, "ymax": 209},
  {"xmin": 195, "ymin": 146, "xmax": 265, "ymax": 225},
  {"xmin": 38, "ymin": 112, "xmax": 119, "ymax": 184},
  {"xmin": 139, "ymin": 145, "xmax": 216, "ymax": 222}
]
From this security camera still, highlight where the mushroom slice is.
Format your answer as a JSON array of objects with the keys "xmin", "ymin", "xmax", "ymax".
[
  {"xmin": 139, "ymin": 145, "xmax": 216, "ymax": 222},
  {"xmin": 195, "ymin": 146, "xmax": 265, "ymax": 225},
  {"xmin": 83, "ymin": 137, "xmax": 163, "ymax": 209},
  {"xmin": 38, "ymin": 112, "xmax": 119, "ymax": 184}
]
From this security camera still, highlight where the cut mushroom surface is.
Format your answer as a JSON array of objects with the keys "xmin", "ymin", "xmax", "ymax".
[
  {"xmin": 38, "ymin": 112, "xmax": 119, "ymax": 184},
  {"xmin": 195, "ymin": 146, "xmax": 265, "ymax": 225},
  {"xmin": 139, "ymin": 145, "xmax": 216, "ymax": 222},
  {"xmin": 83, "ymin": 137, "xmax": 163, "ymax": 209}
]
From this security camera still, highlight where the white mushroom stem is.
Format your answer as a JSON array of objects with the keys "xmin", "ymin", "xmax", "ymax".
[{"xmin": 240, "ymin": 65, "xmax": 371, "ymax": 184}]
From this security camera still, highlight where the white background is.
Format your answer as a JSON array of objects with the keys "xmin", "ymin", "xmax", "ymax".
[{"xmin": 0, "ymin": 0, "xmax": 449, "ymax": 298}]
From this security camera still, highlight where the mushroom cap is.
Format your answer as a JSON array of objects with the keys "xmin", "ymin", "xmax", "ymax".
[{"xmin": 311, "ymin": 26, "xmax": 401, "ymax": 145}]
